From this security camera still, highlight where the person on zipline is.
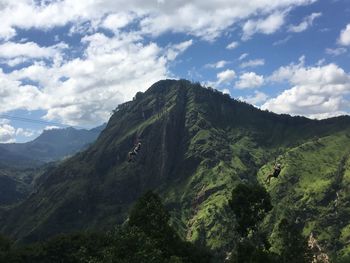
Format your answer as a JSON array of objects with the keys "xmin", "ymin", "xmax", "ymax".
[
  {"xmin": 128, "ymin": 142, "xmax": 142, "ymax": 162},
  {"xmin": 265, "ymin": 163, "xmax": 282, "ymax": 184}
]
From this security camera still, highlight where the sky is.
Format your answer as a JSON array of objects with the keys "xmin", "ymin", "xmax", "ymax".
[{"xmin": 0, "ymin": 0, "xmax": 350, "ymax": 143}]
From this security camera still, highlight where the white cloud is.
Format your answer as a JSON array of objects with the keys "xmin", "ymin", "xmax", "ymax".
[
  {"xmin": 242, "ymin": 12, "xmax": 285, "ymax": 40},
  {"xmin": 16, "ymin": 128, "xmax": 35, "ymax": 138},
  {"xmin": 166, "ymin": 39, "xmax": 193, "ymax": 61},
  {"xmin": 325, "ymin": 47, "xmax": 347, "ymax": 56},
  {"xmin": 239, "ymin": 91, "xmax": 268, "ymax": 105},
  {"xmin": 226, "ymin": 41, "xmax": 239, "ymax": 50},
  {"xmin": 205, "ymin": 60, "xmax": 229, "ymax": 69},
  {"xmin": 0, "ymin": 123, "xmax": 16, "ymax": 143},
  {"xmin": 217, "ymin": 69, "xmax": 236, "ymax": 84},
  {"xmin": 0, "ymin": 41, "xmax": 68, "ymax": 67},
  {"xmin": 0, "ymin": 120, "xmax": 36, "ymax": 142},
  {"xmin": 101, "ymin": 12, "xmax": 135, "ymax": 32},
  {"xmin": 0, "ymin": 0, "xmax": 317, "ymax": 41},
  {"xmin": 235, "ymin": 72, "xmax": 264, "ymax": 89},
  {"xmin": 44, "ymin": 126, "xmax": 60, "ymax": 130},
  {"xmin": 0, "ymin": 0, "xmax": 320, "ymax": 127},
  {"xmin": 222, "ymin": 88, "xmax": 231, "ymax": 96},
  {"xmin": 238, "ymin": 53, "xmax": 249, "ymax": 60},
  {"xmin": 0, "ymin": 42, "xmax": 58, "ymax": 59},
  {"xmin": 288, "ymin": 12, "xmax": 321, "ymax": 33},
  {"xmin": 262, "ymin": 62, "xmax": 350, "ymax": 119},
  {"xmin": 338, "ymin": 24, "xmax": 350, "ymax": 46},
  {"xmin": 240, "ymin": 59, "xmax": 265, "ymax": 68},
  {"xmin": 0, "ymin": 33, "xmax": 193, "ymax": 126}
]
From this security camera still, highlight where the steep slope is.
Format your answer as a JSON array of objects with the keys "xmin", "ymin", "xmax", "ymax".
[
  {"xmin": 1, "ymin": 80, "xmax": 350, "ymax": 260},
  {"xmin": 0, "ymin": 172, "xmax": 28, "ymax": 207},
  {"xmin": 257, "ymin": 131, "xmax": 350, "ymax": 261}
]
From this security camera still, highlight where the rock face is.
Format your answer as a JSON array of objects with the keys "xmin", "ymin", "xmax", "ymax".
[
  {"xmin": 1, "ymin": 79, "xmax": 350, "ymax": 260},
  {"xmin": 308, "ymin": 233, "xmax": 330, "ymax": 263}
]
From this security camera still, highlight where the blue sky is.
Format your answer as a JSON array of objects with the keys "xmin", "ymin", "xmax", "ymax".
[{"xmin": 0, "ymin": 0, "xmax": 350, "ymax": 143}]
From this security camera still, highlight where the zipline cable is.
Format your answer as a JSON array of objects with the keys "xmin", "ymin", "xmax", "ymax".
[{"xmin": 0, "ymin": 114, "xmax": 84, "ymax": 129}]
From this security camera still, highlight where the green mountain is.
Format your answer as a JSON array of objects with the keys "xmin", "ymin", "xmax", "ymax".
[{"xmin": 1, "ymin": 79, "xmax": 350, "ymax": 261}]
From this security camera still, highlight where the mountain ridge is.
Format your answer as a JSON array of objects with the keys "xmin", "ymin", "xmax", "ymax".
[{"xmin": 1, "ymin": 79, "xmax": 350, "ymax": 261}]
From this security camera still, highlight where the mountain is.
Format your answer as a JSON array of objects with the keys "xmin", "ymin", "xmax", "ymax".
[
  {"xmin": 0, "ymin": 124, "xmax": 106, "ymax": 208},
  {"xmin": 0, "ymin": 124, "xmax": 106, "ymax": 168},
  {"xmin": 1, "ymin": 79, "xmax": 349, "ymax": 261}
]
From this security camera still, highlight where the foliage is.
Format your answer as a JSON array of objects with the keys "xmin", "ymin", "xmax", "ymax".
[
  {"xmin": 229, "ymin": 183, "xmax": 272, "ymax": 236},
  {"xmin": 228, "ymin": 183, "xmax": 274, "ymax": 263},
  {"xmin": 2, "ymin": 79, "xmax": 350, "ymax": 261},
  {"xmin": 0, "ymin": 192, "xmax": 211, "ymax": 263}
]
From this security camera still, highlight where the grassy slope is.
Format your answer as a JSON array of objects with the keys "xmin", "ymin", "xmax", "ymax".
[{"xmin": 256, "ymin": 130, "xmax": 350, "ymax": 261}]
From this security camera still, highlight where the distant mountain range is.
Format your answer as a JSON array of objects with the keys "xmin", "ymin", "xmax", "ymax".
[
  {"xmin": 0, "ymin": 124, "xmax": 106, "ymax": 208},
  {"xmin": 0, "ymin": 124, "xmax": 106, "ymax": 168},
  {"xmin": 1, "ymin": 80, "xmax": 350, "ymax": 261}
]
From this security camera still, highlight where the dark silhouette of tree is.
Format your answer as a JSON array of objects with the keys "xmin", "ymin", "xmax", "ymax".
[
  {"xmin": 229, "ymin": 183, "xmax": 272, "ymax": 236},
  {"xmin": 228, "ymin": 183, "xmax": 274, "ymax": 263},
  {"xmin": 1, "ymin": 191, "xmax": 211, "ymax": 263}
]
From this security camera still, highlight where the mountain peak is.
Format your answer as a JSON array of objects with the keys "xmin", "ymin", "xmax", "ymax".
[{"xmin": 2, "ymin": 79, "xmax": 350, "ymax": 257}]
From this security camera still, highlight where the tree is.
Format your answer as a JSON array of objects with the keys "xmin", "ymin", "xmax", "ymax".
[
  {"xmin": 0, "ymin": 235, "xmax": 11, "ymax": 262},
  {"xmin": 129, "ymin": 191, "xmax": 172, "ymax": 240},
  {"xmin": 228, "ymin": 183, "xmax": 274, "ymax": 263},
  {"xmin": 229, "ymin": 183, "xmax": 272, "ymax": 236},
  {"xmin": 128, "ymin": 191, "xmax": 211, "ymax": 263}
]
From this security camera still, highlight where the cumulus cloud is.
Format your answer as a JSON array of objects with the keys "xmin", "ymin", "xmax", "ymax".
[
  {"xmin": 226, "ymin": 41, "xmax": 239, "ymax": 49},
  {"xmin": 16, "ymin": 128, "xmax": 35, "ymax": 138},
  {"xmin": 101, "ymin": 12, "xmax": 135, "ymax": 32},
  {"xmin": 0, "ymin": 33, "xmax": 192, "ymax": 126},
  {"xmin": 0, "ymin": 122, "xmax": 16, "ymax": 143},
  {"xmin": 0, "ymin": 41, "xmax": 68, "ymax": 67},
  {"xmin": 262, "ymin": 62, "xmax": 350, "ymax": 119},
  {"xmin": 288, "ymin": 12, "xmax": 321, "ymax": 33},
  {"xmin": 0, "ymin": 41, "xmax": 64, "ymax": 59},
  {"xmin": 239, "ymin": 91, "xmax": 268, "ymax": 105},
  {"xmin": 242, "ymin": 12, "xmax": 285, "ymax": 40},
  {"xmin": 217, "ymin": 69, "xmax": 236, "ymax": 84},
  {"xmin": 0, "ymin": 0, "xmax": 317, "ymax": 41},
  {"xmin": 0, "ymin": 0, "xmax": 319, "ymax": 127},
  {"xmin": 235, "ymin": 72, "xmax": 264, "ymax": 89},
  {"xmin": 338, "ymin": 24, "xmax": 350, "ymax": 46},
  {"xmin": 240, "ymin": 59, "xmax": 265, "ymax": 68}
]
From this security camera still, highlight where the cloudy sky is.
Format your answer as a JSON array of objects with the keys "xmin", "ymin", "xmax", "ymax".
[{"xmin": 0, "ymin": 0, "xmax": 350, "ymax": 143}]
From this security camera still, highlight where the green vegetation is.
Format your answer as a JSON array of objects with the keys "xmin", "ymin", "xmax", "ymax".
[
  {"xmin": 1, "ymin": 79, "xmax": 350, "ymax": 261},
  {"xmin": 228, "ymin": 183, "xmax": 274, "ymax": 263},
  {"xmin": 0, "ymin": 192, "xmax": 210, "ymax": 263}
]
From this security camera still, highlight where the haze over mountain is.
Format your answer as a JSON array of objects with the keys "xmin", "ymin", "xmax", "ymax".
[
  {"xmin": 1, "ymin": 80, "xmax": 350, "ymax": 261},
  {"xmin": 0, "ymin": 124, "xmax": 106, "ymax": 208},
  {"xmin": 0, "ymin": 124, "xmax": 106, "ymax": 168}
]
